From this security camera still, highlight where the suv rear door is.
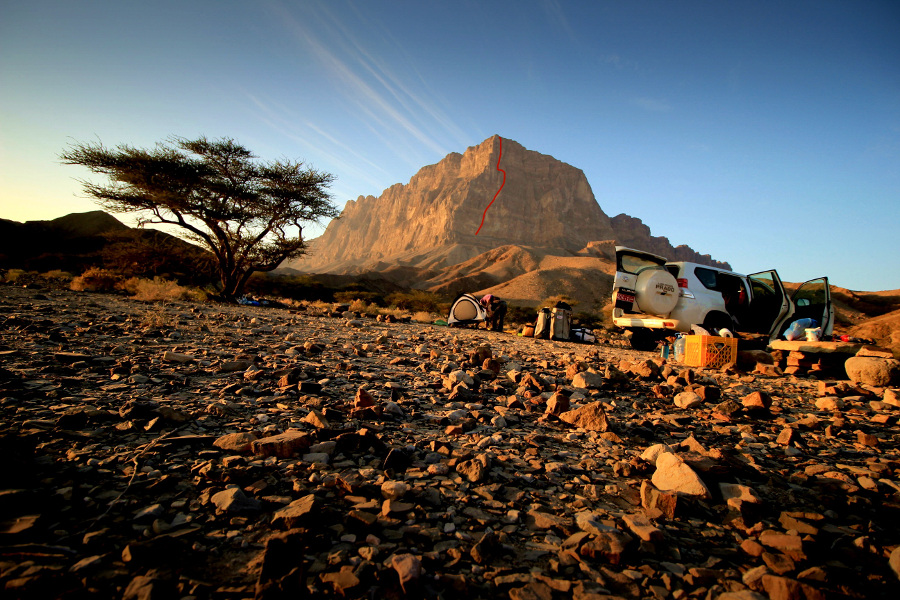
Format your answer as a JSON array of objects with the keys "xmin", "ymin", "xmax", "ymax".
[
  {"xmin": 613, "ymin": 247, "xmax": 668, "ymax": 312},
  {"xmin": 744, "ymin": 270, "xmax": 791, "ymax": 337}
]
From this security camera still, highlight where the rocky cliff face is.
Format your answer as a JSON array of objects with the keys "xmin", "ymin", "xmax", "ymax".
[
  {"xmin": 296, "ymin": 136, "xmax": 617, "ymax": 273},
  {"xmin": 289, "ymin": 135, "xmax": 729, "ymax": 283}
]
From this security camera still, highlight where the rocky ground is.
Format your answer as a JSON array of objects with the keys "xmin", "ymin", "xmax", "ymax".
[{"xmin": 1, "ymin": 285, "xmax": 899, "ymax": 600}]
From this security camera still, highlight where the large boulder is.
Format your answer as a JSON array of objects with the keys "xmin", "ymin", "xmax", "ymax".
[
  {"xmin": 559, "ymin": 401, "xmax": 610, "ymax": 431},
  {"xmin": 844, "ymin": 356, "xmax": 900, "ymax": 387},
  {"xmin": 651, "ymin": 452, "xmax": 711, "ymax": 498}
]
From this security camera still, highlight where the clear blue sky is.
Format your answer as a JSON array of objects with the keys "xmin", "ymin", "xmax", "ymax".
[{"xmin": 1, "ymin": 1, "xmax": 898, "ymax": 291}]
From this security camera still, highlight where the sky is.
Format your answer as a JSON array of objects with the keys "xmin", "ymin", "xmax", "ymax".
[{"xmin": 1, "ymin": 0, "xmax": 898, "ymax": 291}]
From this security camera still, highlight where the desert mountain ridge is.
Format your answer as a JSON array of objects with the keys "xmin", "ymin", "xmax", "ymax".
[{"xmin": 289, "ymin": 136, "xmax": 728, "ymax": 286}]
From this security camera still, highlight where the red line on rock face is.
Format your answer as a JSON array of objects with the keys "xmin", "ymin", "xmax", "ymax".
[{"xmin": 475, "ymin": 135, "xmax": 505, "ymax": 235}]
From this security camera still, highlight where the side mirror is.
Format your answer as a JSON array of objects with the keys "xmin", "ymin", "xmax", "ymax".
[{"xmin": 796, "ymin": 298, "xmax": 810, "ymax": 307}]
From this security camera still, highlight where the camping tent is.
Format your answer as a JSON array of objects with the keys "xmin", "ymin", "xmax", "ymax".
[{"xmin": 447, "ymin": 293, "xmax": 487, "ymax": 327}]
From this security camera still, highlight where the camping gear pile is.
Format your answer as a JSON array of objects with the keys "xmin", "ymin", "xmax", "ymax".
[
  {"xmin": 530, "ymin": 301, "xmax": 596, "ymax": 343},
  {"xmin": 447, "ymin": 296, "xmax": 596, "ymax": 344}
]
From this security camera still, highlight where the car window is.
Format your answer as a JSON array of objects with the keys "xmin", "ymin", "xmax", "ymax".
[
  {"xmin": 694, "ymin": 267, "xmax": 718, "ymax": 290},
  {"xmin": 620, "ymin": 255, "xmax": 664, "ymax": 274},
  {"xmin": 792, "ymin": 279, "xmax": 828, "ymax": 306}
]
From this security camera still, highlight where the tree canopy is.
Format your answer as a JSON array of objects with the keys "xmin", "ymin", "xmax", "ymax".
[{"xmin": 61, "ymin": 136, "xmax": 339, "ymax": 300}]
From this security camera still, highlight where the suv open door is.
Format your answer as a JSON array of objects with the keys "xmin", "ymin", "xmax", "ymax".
[
  {"xmin": 744, "ymin": 270, "xmax": 791, "ymax": 339},
  {"xmin": 774, "ymin": 277, "xmax": 834, "ymax": 338},
  {"xmin": 613, "ymin": 247, "xmax": 678, "ymax": 316}
]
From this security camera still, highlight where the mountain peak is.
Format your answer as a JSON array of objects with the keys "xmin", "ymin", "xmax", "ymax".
[{"xmin": 295, "ymin": 136, "xmax": 616, "ymax": 274}]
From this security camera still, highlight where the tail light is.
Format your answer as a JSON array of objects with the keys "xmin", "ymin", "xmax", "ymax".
[{"xmin": 677, "ymin": 278, "xmax": 688, "ymax": 288}]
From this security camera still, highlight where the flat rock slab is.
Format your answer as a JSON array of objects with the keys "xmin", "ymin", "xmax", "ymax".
[{"xmin": 769, "ymin": 340, "xmax": 864, "ymax": 354}]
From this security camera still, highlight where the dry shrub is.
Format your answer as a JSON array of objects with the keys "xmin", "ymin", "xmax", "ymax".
[
  {"xmin": 541, "ymin": 295, "xmax": 577, "ymax": 309},
  {"xmin": 42, "ymin": 269, "xmax": 74, "ymax": 282},
  {"xmin": 122, "ymin": 277, "xmax": 207, "ymax": 302},
  {"xmin": 411, "ymin": 311, "xmax": 436, "ymax": 324},
  {"xmin": 300, "ymin": 300, "xmax": 332, "ymax": 315},
  {"xmin": 3, "ymin": 269, "xmax": 27, "ymax": 284},
  {"xmin": 386, "ymin": 290, "xmax": 443, "ymax": 313},
  {"xmin": 379, "ymin": 307, "xmax": 409, "ymax": 320},
  {"xmin": 348, "ymin": 299, "xmax": 380, "ymax": 316},
  {"xmin": 70, "ymin": 267, "xmax": 123, "ymax": 292},
  {"xmin": 139, "ymin": 306, "xmax": 175, "ymax": 329}
]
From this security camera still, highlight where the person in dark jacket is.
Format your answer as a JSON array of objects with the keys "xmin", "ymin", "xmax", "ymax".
[{"xmin": 480, "ymin": 294, "xmax": 507, "ymax": 332}]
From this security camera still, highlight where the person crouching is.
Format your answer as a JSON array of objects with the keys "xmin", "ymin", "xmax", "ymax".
[{"xmin": 480, "ymin": 294, "xmax": 507, "ymax": 332}]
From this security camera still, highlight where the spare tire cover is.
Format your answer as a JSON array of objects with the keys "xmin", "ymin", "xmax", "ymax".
[{"xmin": 635, "ymin": 268, "xmax": 679, "ymax": 316}]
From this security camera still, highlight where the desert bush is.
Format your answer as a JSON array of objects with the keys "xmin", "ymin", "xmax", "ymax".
[
  {"xmin": 378, "ymin": 307, "xmax": 410, "ymax": 320},
  {"xmin": 70, "ymin": 267, "xmax": 123, "ymax": 293},
  {"xmin": 386, "ymin": 290, "xmax": 443, "ymax": 313},
  {"xmin": 101, "ymin": 230, "xmax": 217, "ymax": 286},
  {"xmin": 122, "ymin": 276, "xmax": 207, "ymax": 302},
  {"xmin": 334, "ymin": 290, "xmax": 385, "ymax": 306},
  {"xmin": 245, "ymin": 272, "xmax": 334, "ymax": 302},
  {"xmin": 348, "ymin": 299, "xmax": 381, "ymax": 316},
  {"xmin": 573, "ymin": 311, "xmax": 607, "ymax": 330},
  {"xmin": 411, "ymin": 311, "xmax": 437, "ymax": 324},
  {"xmin": 138, "ymin": 306, "xmax": 176, "ymax": 329},
  {"xmin": 541, "ymin": 295, "xmax": 577, "ymax": 309},
  {"xmin": 2, "ymin": 269, "xmax": 28, "ymax": 284},
  {"xmin": 41, "ymin": 269, "xmax": 74, "ymax": 282},
  {"xmin": 505, "ymin": 304, "xmax": 536, "ymax": 326}
]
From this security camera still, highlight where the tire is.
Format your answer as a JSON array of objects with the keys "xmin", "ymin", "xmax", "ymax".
[
  {"xmin": 634, "ymin": 268, "xmax": 679, "ymax": 316},
  {"xmin": 629, "ymin": 328, "xmax": 658, "ymax": 351}
]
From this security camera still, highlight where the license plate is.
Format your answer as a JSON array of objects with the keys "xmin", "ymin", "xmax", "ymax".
[
  {"xmin": 616, "ymin": 290, "xmax": 635, "ymax": 304},
  {"xmin": 615, "ymin": 289, "xmax": 635, "ymax": 309}
]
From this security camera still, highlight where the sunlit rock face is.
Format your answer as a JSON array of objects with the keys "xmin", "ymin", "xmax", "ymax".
[{"xmin": 290, "ymin": 135, "xmax": 728, "ymax": 276}]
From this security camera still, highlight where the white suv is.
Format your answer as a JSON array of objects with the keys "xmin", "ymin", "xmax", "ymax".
[{"xmin": 611, "ymin": 247, "xmax": 834, "ymax": 350}]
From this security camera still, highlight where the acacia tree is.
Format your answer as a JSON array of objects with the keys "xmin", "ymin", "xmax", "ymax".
[{"xmin": 61, "ymin": 136, "xmax": 339, "ymax": 300}]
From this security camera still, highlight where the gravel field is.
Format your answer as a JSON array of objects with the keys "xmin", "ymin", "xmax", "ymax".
[{"xmin": 1, "ymin": 284, "xmax": 898, "ymax": 599}]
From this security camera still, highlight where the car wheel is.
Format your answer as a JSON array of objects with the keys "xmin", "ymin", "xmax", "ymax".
[{"xmin": 629, "ymin": 328, "xmax": 658, "ymax": 351}]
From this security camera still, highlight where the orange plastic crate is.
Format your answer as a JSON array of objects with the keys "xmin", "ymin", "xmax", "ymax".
[{"xmin": 683, "ymin": 335, "xmax": 737, "ymax": 368}]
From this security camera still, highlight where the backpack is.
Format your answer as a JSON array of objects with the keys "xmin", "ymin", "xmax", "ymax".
[
  {"xmin": 534, "ymin": 308, "xmax": 551, "ymax": 339},
  {"xmin": 550, "ymin": 307, "xmax": 572, "ymax": 341}
]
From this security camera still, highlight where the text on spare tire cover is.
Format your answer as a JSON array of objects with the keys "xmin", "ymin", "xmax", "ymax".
[{"xmin": 655, "ymin": 282, "xmax": 675, "ymax": 294}]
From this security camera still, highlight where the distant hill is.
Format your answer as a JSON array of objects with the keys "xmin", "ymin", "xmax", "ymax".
[{"xmin": 0, "ymin": 210, "xmax": 213, "ymax": 282}]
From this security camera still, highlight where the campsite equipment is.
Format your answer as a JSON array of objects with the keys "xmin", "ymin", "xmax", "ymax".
[
  {"xmin": 784, "ymin": 318, "xmax": 818, "ymax": 341},
  {"xmin": 534, "ymin": 308, "xmax": 551, "ymax": 339},
  {"xmin": 674, "ymin": 334, "xmax": 686, "ymax": 362},
  {"xmin": 683, "ymin": 335, "xmax": 738, "ymax": 368},
  {"xmin": 447, "ymin": 293, "xmax": 487, "ymax": 327},
  {"xmin": 549, "ymin": 306, "xmax": 572, "ymax": 341},
  {"xmin": 570, "ymin": 328, "xmax": 595, "ymax": 343}
]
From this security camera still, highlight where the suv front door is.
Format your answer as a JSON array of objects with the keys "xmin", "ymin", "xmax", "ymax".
[
  {"xmin": 744, "ymin": 270, "xmax": 791, "ymax": 338},
  {"xmin": 774, "ymin": 277, "xmax": 834, "ymax": 338}
]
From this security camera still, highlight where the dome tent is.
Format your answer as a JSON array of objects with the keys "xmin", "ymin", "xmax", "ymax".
[{"xmin": 447, "ymin": 293, "xmax": 487, "ymax": 327}]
